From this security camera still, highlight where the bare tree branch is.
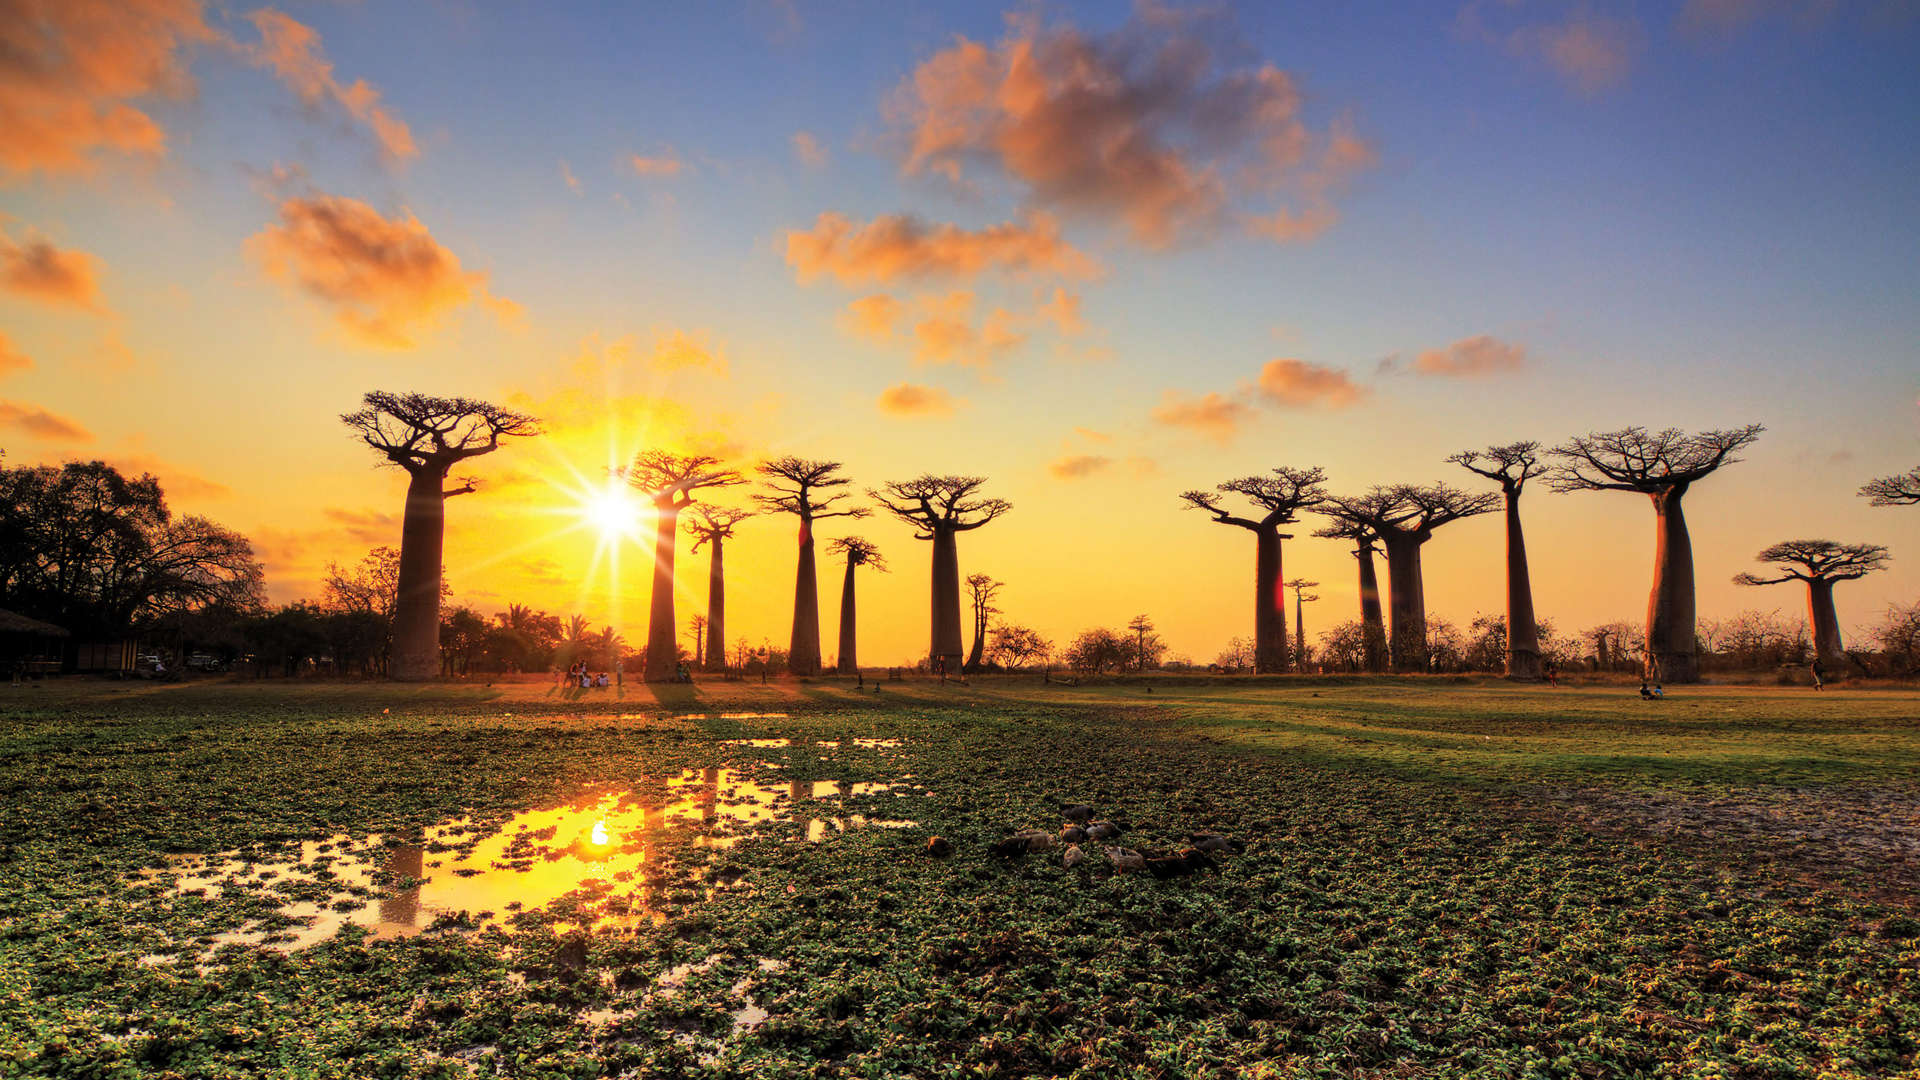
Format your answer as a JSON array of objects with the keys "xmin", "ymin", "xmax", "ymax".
[
  {"xmin": 1181, "ymin": 466, "xmax": 1328, "ymax": 532},
  {"xmin": 619, "ymin": 450, "xmax": 746, "ymax": 509},
  {"xmin": 1448, "ymin": 441, "xmax": 1543, "ymax": 493},
  {"xmin": 684, "ymin": 504, "xmax": 756, "ymax": 553},
  {"xmin": 340, "ymin": 392, "xmax": 540, "ymax": 474},
  {"xmin": 1547, "ymin": 425, "xmax": 1763, "ymax": 494},
  {"xmin": 1734, "ymin": 539, "xmax": 1891, "ymax": 587},
  {"xmin": 755, "ymin": 456, "xmax": 870, "ymax": 522},
  {"xmin": 826, "ymin": 535, "xmax": 887, "ymax": 572},
  {"xmin": 1860, "ymin": 467, "xmax": 1920, "ymax": 506},
  {"xmin": 869, "ymin": 475, "xmax": 1011, "ymax": 538}
]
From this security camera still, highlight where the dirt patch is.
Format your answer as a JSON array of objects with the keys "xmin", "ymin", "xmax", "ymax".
[{"xmin": 1524, "ymin": 782, "xmax": 1920, "ymax": 907}]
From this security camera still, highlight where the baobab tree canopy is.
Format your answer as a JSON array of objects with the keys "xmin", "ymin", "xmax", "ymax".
[
  {"xmin": 1180, "ymin": 466, "xmax": 1328, "ymax": 674},
  {"xmin": 1734, "ymin": 539, "xmax": 1890, "ymax": 670},
  {"xmin": 756, "ymin": 457, "xmax": 867, "ymax": 676},
  {"xmin": 340, "ymin": 392, "xmax": 539, "ymax": 681},
  {"xmin": 621, "ymin": 451, "xmax": 744, "ymax": 680},
  {"xmin": 870, "ymin": 475, "xmax": 1011, "ymax": 671},
  {"xmin": 1860, "ymin": 467, "xmax": 1920, "ymax": 506},
  {"xmin": 1548, "ymin": 425, "xmax": 1763, "ymax": 683},
  {"xmin": 1448, "ymin": 441, "xmax": 1546, "ymax": 679},
  {"xmin": 826, "ymin": 536, "xmax": 886, "ymax": 571},
  {"xmin": 1318, "ymin": 483, "xmax": 1499, "ymax": 672}
]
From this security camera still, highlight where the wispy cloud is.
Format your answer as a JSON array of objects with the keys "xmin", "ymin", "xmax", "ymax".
[
  {"xmin": 0, "ymin": 400, "xmax": 92, "ymax": 442},
  {"xmin": 791, "ymin": 131, "xmax": 828, "ymax": 168},
  {"xmin": 786, "ymin": 212, "xmax": 1100, "ymax": 286},
  {"xmin": 0, "ymin": 225, "xmax": 107, "ymax": 311},
  {"xmin": 244, "ymin": 8, "xmax": 417, "ymax": 160},
  {"xmin": 877, "ymin": 382, "xmax": 961, "ymax": 417},
  {"xmin": 1413, "ymin": 334, "xmax": 1528, "ymax": 376},
  {"xmin": 1151, "ymin": 390, "xmax": 1253, "ymax": 446}
]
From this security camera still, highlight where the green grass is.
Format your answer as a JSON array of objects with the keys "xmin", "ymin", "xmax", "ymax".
[{"xmin": 1, "ymin": 676, "xmax": 1916, "ymax": 1078}]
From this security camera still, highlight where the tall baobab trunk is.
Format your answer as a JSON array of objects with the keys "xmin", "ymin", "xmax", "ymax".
[
  {"xmin": 966, "ymin": 615, "xmax": 986, "ymax": 672},
  {"xmin": 1382, "ymin": 537, "xmax": 1428, "ymax": 673},
  {"xmin": 704, "ymin": 533, "xmax": 727, "ymax": 671},
  {"xmin": 1356, "ymin": 546, "xmax": 1386, "ymax": 673},
  {"xmin": 1503, "ymin": 491, "xmax": 1542, "ymax": 680},
  {"xmin": 392, "ymin": 468, "xmax": 447, "ymax": 681},
  {"xmin": 1646, "ymin": 488, "xmax": 1697, "ymax": 683},
  {"xmin": 1255, "ymin": 530, "xmax": 1286, "ymax": 674},
  {"xmin": 930, "ymin": 529, "xmax": 962, "ymax": 672},
  {"xmin": 646, "ymin": 503, "xmax": 681, "ymax": 681},
  {"xmin": 837, "ymin": 558, "xmax": 858, "ymax": 674},
  {"xmin": 1807, "ymin": 578, "xmax": 1843, "ymax": 669},
  {"xmin": 1293, "ymin": 595, "xmax": 1305, "ymax": 673},
  {"xmin": 789, "ymin": 522, "xmax": 821, "ymax": 675}
]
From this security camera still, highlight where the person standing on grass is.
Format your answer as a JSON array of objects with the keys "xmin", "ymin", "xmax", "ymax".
[{"xmin": 1811, "ymin": 657, "xmax": 1826, "ymax": 691}]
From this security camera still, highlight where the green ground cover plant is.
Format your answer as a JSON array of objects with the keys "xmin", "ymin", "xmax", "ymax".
[{"xmin": 1, "ymin": 677, "xmax": 1915, "ymax": 1078}]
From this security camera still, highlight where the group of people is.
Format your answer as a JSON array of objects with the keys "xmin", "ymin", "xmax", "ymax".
[{"xmin": 560, "ymin": 661, "xmax": 611, "ymax": 691}]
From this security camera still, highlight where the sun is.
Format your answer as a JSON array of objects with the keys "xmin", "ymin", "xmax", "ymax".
[{"xmin": 581, "ymin": 483, "xmax": 641, "ymax": 540}]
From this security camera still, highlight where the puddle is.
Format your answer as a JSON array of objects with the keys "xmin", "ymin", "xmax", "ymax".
[{"xmin": 137, "ymin": 769, "xmax": 919, "ymax": 951}]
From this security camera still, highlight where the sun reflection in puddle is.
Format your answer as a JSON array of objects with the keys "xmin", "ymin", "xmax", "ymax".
[{"xmin": 137, "ymin": 768, "xmax": 918, "ymax": 951}]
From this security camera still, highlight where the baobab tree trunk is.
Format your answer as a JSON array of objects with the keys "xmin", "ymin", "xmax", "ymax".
[
  {"xmin": 646, "ymin": 504, "xmax": 681, "ymax": 681},
  {"xmin": 1646, "ymin": 488, "xmax": 1699, "ymax": 683},
  {"xmin": 1293, "ymin": 596, "xmax": 1306, "ymax": 673},
  {"xmin": 788, "ymin": 523, "xmax": 821, "ymax": 676},
  {"xmin": 1357, "ymin": 547, "xmax": 1386, "ymax": 673},
  {"xmin": 1382, "ymin": 537, "xmax": 1428, "ymax": 673},
  {"xmin": 1254, "ymin": 529, "xmax": 1286, "ymax": 674},
  {"xmin": 836, "ymin": 559, "xmax": 858, "ymax": 674},
  {"xmin": 930, "ymin": 528, "xmax": 963, "ymax": 672},
  {"xmin": 1503, "ymin": 491, "xmax": 1542, "ymax": 680},
  {"xmin": 966, "ymin": 610, "xmax": 986, "ymax": 672},
  {"xmin": 704, "ymin": 535, "xmax": 726, "ymax": 671},
  {"xmin": 1807, "ymin": 578, "xmax": 1844, "ymax": 672},
  {"xmin": 391, "ymin": 467, "xmax": 447, "ymax": 681}
]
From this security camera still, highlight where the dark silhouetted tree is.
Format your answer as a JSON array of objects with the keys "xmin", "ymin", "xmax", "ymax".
[
  {"xmin": 341, "ymin": 392, "xmax": 538, "ymax": 680},
  {"xmin": 1180, "ymin": 466, "xmax": 1327, "ymax": 673},
  {"xmin": 1313, "ymin": 517, "xmax": 1387, "ymax": 672},
  {"xmin": 757, "ymin": 457, "xmax": 867, "ymax": 676},
  {"xmin": 621, "ymin": 451, "xmax": 744, "ymax": 681},
  {"xmin": 687, "ymin": 613, "xmax": 708, "ymax": 667},
  {"xmin": 1734, "ymin": 539, "xmax": 1890, "ymax": 671},
  {"xmin": 1318, "ymin": 484, "xmax": 1499, "ymax": 673},
  {"xmin": 988, "ymin": 623, "xmax": 1051, "ymax": 669},
  {"xmin": 1450, "ymin": 441, "xmax": 1547, "ymax": 679},
  {"xmin": 1860, "ymin": 467, "xmax": 1920, "ymax": 506},
  {"xmin": 685, "ymin": 504, "xmax": 754, "ymax": 671},
  {"xmin": 826, "ymin": 536, "xmax": 885, "ymax": 674},
  {"xmin": 870, "ymin": 475, "xmax": 1010, "ymax": 673},
  {"xmin": 964, "ymin": 573, "xmax": 1004, "ymax": 673},
  {"xmin": 1549, "ymin": 424, "xmax": 1763, "ymax": 683},
  {"xmin": 1284, "ymin": 578, "xmax": 1318, "ymax": 672}
]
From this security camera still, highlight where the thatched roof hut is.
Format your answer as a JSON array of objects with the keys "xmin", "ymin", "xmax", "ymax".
[{"xmin": 0, "ymin": 609, "xmax": 68, "ymax": 638}]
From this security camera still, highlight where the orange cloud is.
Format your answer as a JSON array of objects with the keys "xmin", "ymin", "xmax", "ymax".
[
  {"xmin": 0, "ymin": 400, "xmax": 92, "ymax": 441},
  {"xmin": 1466, "ymin": 5, "xmax": 1642, "ymax": 95},
  {"xmin": 1151, "ymin": 390, "xmax": 1252, "ymax": 446},
  {"xmin": 840, "ymin": 294, "xmax": 903, "ymax": 341},
  {"xmin": 884, "ymin": 9, "xmax": 1375, "ymax": 247},
  {"xmin": 649, "ymin": 328, "xmax": 728, "ymax": 374},
  {"xmin": 877, "ymin": 382, "xmax": 961, "ymax": 417},
  {"xmin": 0, "ymin": 226, "xmax": 106, "ymax": 311},
  {"xmin": 1414, "ymin": 335, "xmax": 1528, "ymax": 377},
  {"xmin": 105, "ymin": 452, "xmax": 231, "ymax": 500},
  {"xmin": 0, "ymin": 332, "xmax": 32, "ymax": 377},
  {"xmin": 1255, "ymin": 358, "xmax": 1367, "ymax": 408},
  {"xmin": 785, "ymin": 211, "xmax": 1099, "ymax": 286},
  {"xmin": 1048, "ymin": 454, "xmax": 1111, "ymax": 480},
  {"xmin": 247, "ymin": 193, "xmax": 516, "ymax": 348},
  {"xmin": 791, "ymin": 131, "xmax": 828, "ymax": 168},
  {"xmin": 322, "ymin": 506, "xmax": 397, "ymax": 544},
  {"xmin": 1072, "ymin": 426, "xmax": 1111, "ymax": 443},
  {"xmin": 1036, "ymin": 287, "xmax": 1087, "ymax": 336},
  {"xmin": 245, "ymin": 9, "xmax": 417, "ymax": 160},
  {"xmin": 0, "ymin": 0, "xmax": 215, "ymax": 177},
  {"xmin": 560, "ymin": 160, "xmax": 582, "ymax": 193},
  {"xmin": 629, "ymin": 150, "xmax": 685, "ymax": 177}
]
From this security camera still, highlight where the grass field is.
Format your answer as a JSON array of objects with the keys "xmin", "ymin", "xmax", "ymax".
[{"xmin": 2, "ymin": 675, "xmax": 1917, "ymax": 1078}]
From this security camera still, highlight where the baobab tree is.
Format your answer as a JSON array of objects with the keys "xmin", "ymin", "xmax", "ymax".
[
  {"xmin": 1313, "ymin": 518, "xmax": 1387, "ymax": 672},
  {"xmin": 687, "ymin": 614, "xmax": 708, "ymax": 667},
  {"xmin": 340, "ymin": 392, "xmax": 538, "ymax": 681},
  {"xmin": 1449, "ymin": 441, "xmax": 1547, "ymax": 679},
  {"xmin": 684, "ymin": 504, "xmax": 754, "ymax": 672},
  {"xmin": 1317, "ymin": 484, "xmax": 1499, "ymax": 673},
  {"xmin": 1285, "ymin": 578, "xmax": 1318, "ymax": 672},
  {"xmin": 1179, "ymin": 466, "xmax": 1328, "ymax": 673},
  {"xmin": 869, "ymin": 475, "xmax": 1011, "ymax": 673},
  {"xmin": 1549, "ymin": 425, "xmax": 1763, "ymax": 683},
  {"xmin": 621, "ymin": 451, "xmax": 744, "ymax": 681},
  {"xmin": 1734, "ymin": 540, "xmax": 1890, "ymax": 672},
  {"xmin": 826, "ymin": 536, "xmax": 885, "ymax": 674},
  {"xmin": 1860, "ymin": 467, "xmax": 1920, "ymax": 506},
  {"xmin": 756, "ymin": 457, "xmax": 867, "ymax": 676},
  {"xmin": 964, "ymin": 573, "xmax": 1003, "ymax": 673}
]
